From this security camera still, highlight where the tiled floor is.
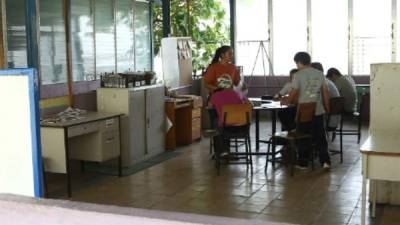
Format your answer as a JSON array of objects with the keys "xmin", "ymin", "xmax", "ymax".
[{"xmin": 47, "ymin": 120, "xmax": 400, "ymax": 225}]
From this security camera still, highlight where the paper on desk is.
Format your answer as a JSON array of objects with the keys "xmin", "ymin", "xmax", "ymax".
[{"xmin": 166, "ymin": 116, "xmax": 173, "ymax": 132}]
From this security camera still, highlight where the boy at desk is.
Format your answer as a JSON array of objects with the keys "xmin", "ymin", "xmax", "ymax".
[
  {"xmin": 274, "ymin": 69, "xmax": 298, "ymax": 99},
  {"xmin": 276, "ymin": 69, "xmax": 298, "ymax": 132}
]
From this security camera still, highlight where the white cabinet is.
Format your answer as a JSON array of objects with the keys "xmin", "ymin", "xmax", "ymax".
[
  {"xmin": 161, "ymin": 37, "xmax": 193, "ymax": 89},
  {"xmin": 97, "ymin": 84, "xmax": 165, "ymax": 167},
  {"xmin": 368, "ymin": 63, "xmax": 400, "ymax": 205}
]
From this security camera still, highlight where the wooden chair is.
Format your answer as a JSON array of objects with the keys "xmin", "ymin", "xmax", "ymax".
[
  {"xmin": 266, "ymin": 102, "xmax": 316, "ymax": 176},
  {"xmin": 215, "ymin": 103, "xmax": 253, "ymax": 175},
  {"xmin": 326, "ymin": 97, "xmax": 345, "ymax": 163}
]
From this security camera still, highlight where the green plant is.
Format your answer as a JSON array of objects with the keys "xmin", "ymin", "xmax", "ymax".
[{"xmin": 153, "ymin": 0, "xmax": 229, "ymax": 72}]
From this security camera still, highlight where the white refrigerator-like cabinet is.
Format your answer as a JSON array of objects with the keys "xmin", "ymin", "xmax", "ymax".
[
  {"xmin": 97, "ymin": 84, "xmax": 165, "ymax": 167},
  {"xmin": 161, "ymin": 37, "xmax": 193, "ymax": 89},
  {"xmin": 368, "ymin": 63, "xmax": 400, "ymax": 204}
]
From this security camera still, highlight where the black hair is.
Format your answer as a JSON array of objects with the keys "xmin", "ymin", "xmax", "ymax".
[
  {"xmin": 211, "ymin": 45, "xmax": 232, "ymax": 64},
  {"xmin": 326, "ymin": 67, "xmax": 342, "ymax": 78},
  {"xmin": 289, "ymin": 69, "xmax": 298, "ymax": 75},
  {"xmin": 311, "ymin": 62, "xmax": 324, "ymax": 73},
  {"xmin": 293, "ymin": 52, "xmax": 311, "ymax": 65}
]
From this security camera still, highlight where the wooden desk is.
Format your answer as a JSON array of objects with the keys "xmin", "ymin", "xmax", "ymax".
[
  {"xmin": 165, "ymin": 96, "xmax": 202, "ymax": 150},
  {"xmin": 41, "ymin": 112, "xmax": 123, "ymax": 197},
  {"xmin": 360, "ymin": 132, "xmax": 400, "ymax": 225}
]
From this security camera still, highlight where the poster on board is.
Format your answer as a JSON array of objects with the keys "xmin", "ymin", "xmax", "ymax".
[{"xmin": 0, "ymin": 68, "xmax": 43, "ymax": 197}]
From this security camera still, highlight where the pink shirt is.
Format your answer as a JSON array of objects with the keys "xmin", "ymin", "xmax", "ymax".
[{"xmin": 210, "ymin": 90, "xmax": 246, "ymax": 127}]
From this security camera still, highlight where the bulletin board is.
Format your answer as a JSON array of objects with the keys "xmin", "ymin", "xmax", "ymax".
[{"xmin": 0, "ymin": 68, "xmax": 43, "ymax": 197}]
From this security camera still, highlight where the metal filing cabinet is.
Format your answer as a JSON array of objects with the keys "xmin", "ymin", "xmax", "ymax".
[{"xmin": 97, "ymin": 84, "xmax": 165, "ymax": 167}]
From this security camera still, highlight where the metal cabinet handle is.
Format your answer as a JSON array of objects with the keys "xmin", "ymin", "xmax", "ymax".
[{"xmin": 106, "ymin": 137, "xmax": 115, "ymax": 143}]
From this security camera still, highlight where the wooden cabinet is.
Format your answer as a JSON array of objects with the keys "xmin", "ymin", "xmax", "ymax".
[
  {"xmin": 97, "ymin": 84, "xmax": 165, "ymax": 167},
  {"xmin": 165, "ymin": 95, "xmax": 203, "ymax": 150}
]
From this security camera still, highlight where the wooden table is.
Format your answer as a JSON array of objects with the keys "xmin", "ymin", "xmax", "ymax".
[
  {"xmin": 41, "ymin": 112, "xmax": 123, "ymax": 197},
  {"xmin": 360, "ymin": 132, "xmax": 400, "ymax": 225}
]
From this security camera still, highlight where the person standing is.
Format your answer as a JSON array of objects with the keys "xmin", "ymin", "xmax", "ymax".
[{"xmin": 283, "ymin": 52, "xmax": 331, "ymax": 169}]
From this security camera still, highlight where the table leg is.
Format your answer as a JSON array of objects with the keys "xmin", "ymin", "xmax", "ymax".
[
  {"xmin": 118, "ymin": 116, "xmax": 123, "ymax": 177},
  {"xmin": 255, "ymin": 110, "xmax": 260, "ymax": 151},
  {"xmin": 372, "ymin": 179, "xmax": 377, "ymax": 218},
  {"xmin": 361, "ymin": 155, "xmax": 367, "ymax": 225},
  {"xmin": 64, "ymin": 127, "xmax": 72, "ymax": 198},
  {"xmin": 271, "ymin": 110, "xmax": 277, "ymax": 167}
]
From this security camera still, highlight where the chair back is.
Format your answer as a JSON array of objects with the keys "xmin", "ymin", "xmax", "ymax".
[
  {"xmin": 329, "ymin": 97, "xmax": 345, "ymax": 115},
  {"xmin": 359, "ymin": 92, "xmax": 370, "ymax": 120},
  {"xmin": 296, "ymin": 102, "xmax": 316, "ymax": 123},
  {"xmin": 222, "ymin": 104, "xmax": 252, "ymax": 127}
]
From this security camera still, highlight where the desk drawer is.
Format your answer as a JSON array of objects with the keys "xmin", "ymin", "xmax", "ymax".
[
  {"xmin": 68, "ymin": 122, "xmax": 100, "ymax": 138},
  {"xmin": 192, "ymin": 108, "xmax": 201, "ymax": 119},
  {"xmin": 100, "ymin": 117, "xmax": 119, "ymax": 131},
  {"xmin": 101, "ymin": 130, "xmax": 120, "ymax": 161}
]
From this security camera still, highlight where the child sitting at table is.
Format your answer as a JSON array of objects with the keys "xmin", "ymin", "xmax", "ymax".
[
  {"xmin": 209, "ymin": 75, "xmax": 248, "ymax": 128},
  {"xmin": 277, "ymin": 69, "xmax": 298, "ymax": 131},
  {"xmin": 274, "ymin": 69, "xmax": 298, "ymax": 99},
  {"xmin": 209, "ymin": 75, "xmax": 249, "ymax": 156}
]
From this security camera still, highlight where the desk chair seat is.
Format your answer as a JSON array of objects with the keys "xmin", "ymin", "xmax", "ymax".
[
  {"xmin": 216, "ymin": 104, "xmax": 253, "ymax": 175},
  {"xmin": 266, "ymin": 102, "xmax": 317, "ymax": 176}
]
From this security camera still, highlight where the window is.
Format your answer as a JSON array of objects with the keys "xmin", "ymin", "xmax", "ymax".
[
  {"xmin": 353, "ymin": 0, "xmax": 391, "ymax": 75},
  {"xmin": 116, "ymin": 0, "xmax": 134, "ymax": 73},
  {"xmin": 235, "ymin": 0, "xmax": 269, "ymax": 76},
  {"xmin": 95, "ymin": 0, "xmax": 115, "ymax": 75},
  {"xmin": 396, "ymin": 1, "xmax": 400, "ymax": 62},
  {"xmin": 5, "ymin": 0, "xmax": 27, "ymax": 68},
  {"xmin": 273, "ymin": 0, "xmax": 307, "ymax": 75},
  {"xmin": 134, "ymin": 1, "xmax": 151, "ymax": 71},
  {"xmin": 312, "ymin": 0, "xmax": 348, "ymax": 74},
  {"xmin": 71, "ymin": 0, "xmax": 95, "ymax": 81},
  {"xmin": 39, "ymin": 0, "xmax": 67, "ymax": 85}
]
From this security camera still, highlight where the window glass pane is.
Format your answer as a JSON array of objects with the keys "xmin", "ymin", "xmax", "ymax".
[
  {"xmin": 353, "ymin": 0, "xmax": 391, "ymax": 75},
  {"xmin": 95, "ymin": 0, "xmax": 115, "ymax": 74},
  {"xmin": 116, "ymin": 0, "xmax": 134, "ymax": 73},
  {"xmin": 71, "ymin": 0, "xmax": 95, "ymax": 81},
  {"xmin": 396, "ymin": 2, "xmax": 400, "ymax": 62},
  {"xmin": 39, "ymin": 0, "xmax": 67, "ymax": 84},
  {"xmin": 5, "ymin": 0, "xmax": 27, "ymax": 68},
  {"xmin": 312, "ymin": 0, "xmax": 348, "ymax": 74},
  {"xmin": 236, "ymin": 0, "xmax": 269, "ymax": 76},
  {"xmin": 133, "ymin": 1, "xmax": 151, "ymax": 71},
  {"xmin": 273, "ymin": 0, "xmax": 307, "ymax": 75}
]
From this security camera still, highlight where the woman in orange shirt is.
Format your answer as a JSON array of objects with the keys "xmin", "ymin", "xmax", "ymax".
[
  {"xmin": 203, "ymin": 46, "xmax": 240, "ymax": 94},
  {"xmin": 204, "ymin": 46, "xmax": 241, "ymax": 128}
]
